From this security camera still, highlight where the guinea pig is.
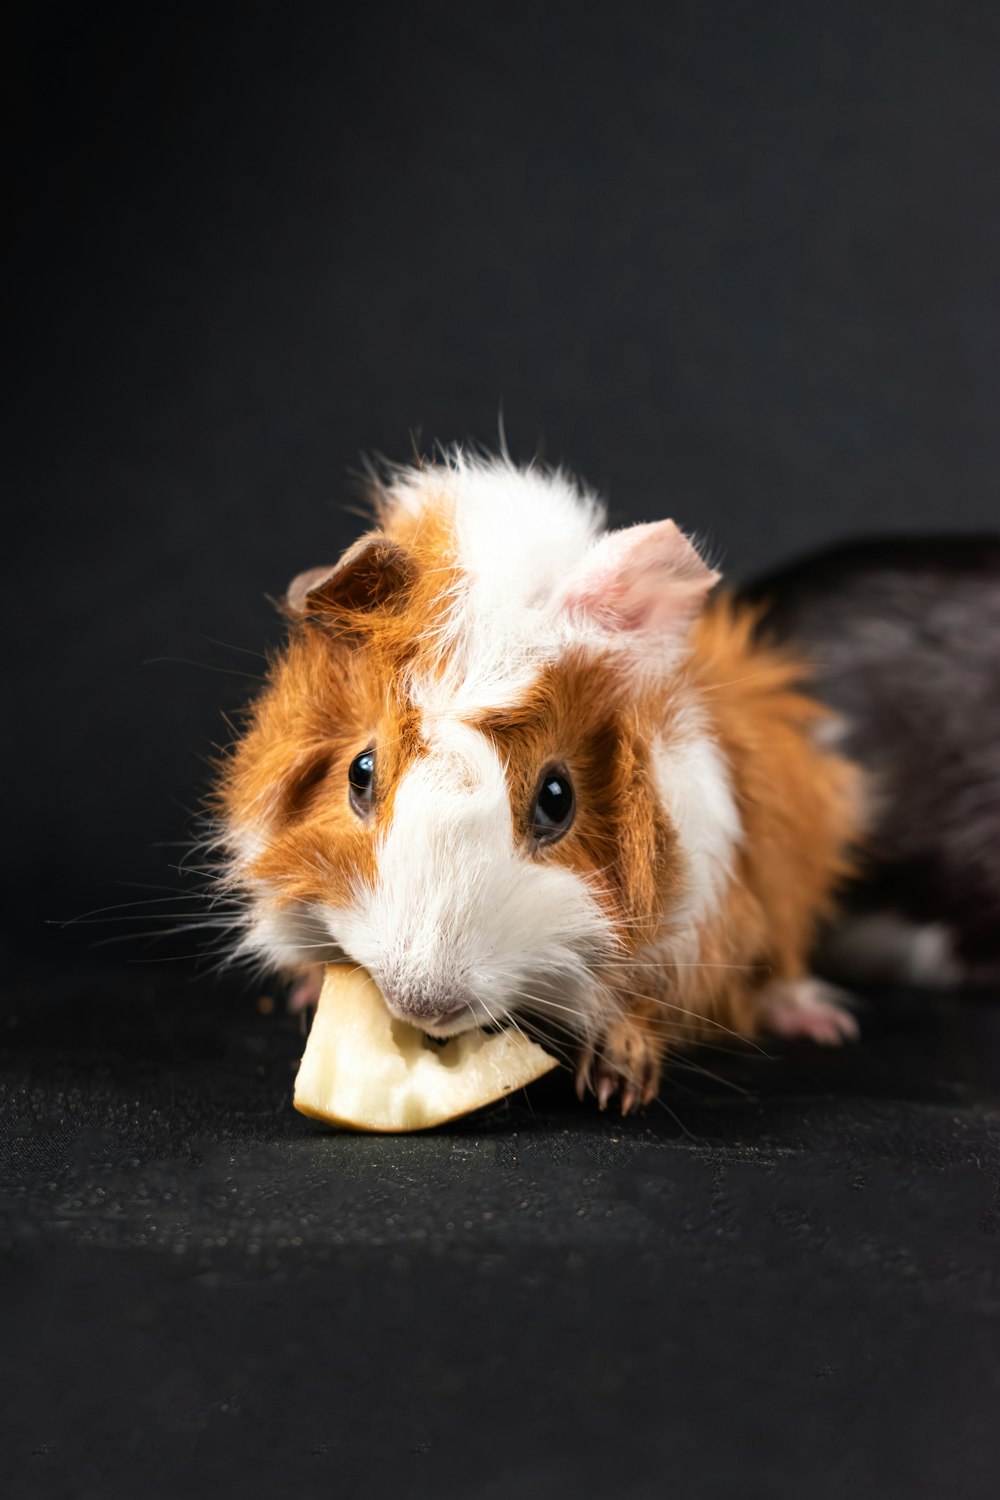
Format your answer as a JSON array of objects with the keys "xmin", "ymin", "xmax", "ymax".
[
  {"xmin": 213, "ymin": 452, "xmax": 863, "ymax": 1113},
  {"xmin": 741, "ymin": 535, "xmax": 1000, "ymax": 990}
]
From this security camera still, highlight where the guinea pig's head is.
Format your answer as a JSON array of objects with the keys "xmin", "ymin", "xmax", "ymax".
[{"xmin": 216, "ymin": 457, "xmax": 719, "ymax": 1040}]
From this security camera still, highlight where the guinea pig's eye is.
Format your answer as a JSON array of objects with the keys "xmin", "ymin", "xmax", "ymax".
[
  {"xmin": 348, "ymin": 749, "xmax": 375, "ymax": 816},
  {"xmin": 531, "ymin": 766, "xmax": 575, "ymax": 843}
]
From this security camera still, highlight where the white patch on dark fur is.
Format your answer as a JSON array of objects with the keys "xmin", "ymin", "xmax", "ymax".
[
  {"xmin": 324, "ymin": 719, "xmax": 617, "ymax": 1035},
  {"xmin": 811, "ymin": 712, "xmax": 851, "ymax": 750},
  {"xmin": 819, "ymin": 912, "xmax": 961, "ymax": 987}
]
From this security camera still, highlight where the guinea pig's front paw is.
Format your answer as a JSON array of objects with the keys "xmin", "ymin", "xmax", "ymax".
[{"xmin": 575, "ymin": 1015, "xmax": 663, "ymax": 1116}]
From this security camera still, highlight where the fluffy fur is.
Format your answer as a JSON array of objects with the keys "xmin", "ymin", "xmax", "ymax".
[{"xmin": 214, "ymin": 453, "xmax": 864, "ymax": 1111}]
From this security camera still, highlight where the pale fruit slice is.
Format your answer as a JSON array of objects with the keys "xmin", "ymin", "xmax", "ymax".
[{"xmin": 293, "ymin": 965, "xmax": 558, "ymax": 1132}]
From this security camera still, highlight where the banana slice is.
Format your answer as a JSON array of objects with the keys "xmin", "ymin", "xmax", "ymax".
[{"xmin": 293, "ymin": 965, "xmax": 558, "ymax": 1132}]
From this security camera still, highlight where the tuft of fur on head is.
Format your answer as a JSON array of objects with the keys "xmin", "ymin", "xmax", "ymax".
[
  {"xmin": 374, "ymin": 450, "xmax": 609, "ymax": 715},
  {"xmin": 212, "ymin": 449, "xmax": 861, "ymax": 1064}
]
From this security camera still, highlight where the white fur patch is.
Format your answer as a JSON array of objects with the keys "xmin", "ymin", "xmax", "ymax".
[
  {"xmin": 650, "ymin": 704, "xmax": 743, "ymax": 949},
  {"xmin": 235, "ymin": 889, "xmax": 344, "ymax": 973},
  {"xmin": 325, "ymin": 718, "xmax": 616, "ymax": 1035},
  {"xmin": 388, "ymin": 452, "xmax": 606, "ymax": 609},
  {"xmin": 811, "ymin": 712, "xmax": 851, "ymax": 750},
  {"xmin": 228, "ymin": 824, "xmax": 269, "ymax": 867},
  {"xmin": 388, "ymin": 454, "xmax": 608, "ymax": 715}
]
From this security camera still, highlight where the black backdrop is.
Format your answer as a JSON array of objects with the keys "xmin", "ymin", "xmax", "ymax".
[{"xmin": 9, "ymin": 0, "xmax": 1000, "ymax": 963}]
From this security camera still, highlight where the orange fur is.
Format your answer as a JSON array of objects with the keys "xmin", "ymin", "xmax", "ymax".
[
  {"xmin": 215, "ymin": 498, "xmax": 461, "ymax": 909},
  {"xmin": 620, "ymin": 597, "xmax": 863, "ymax": 1065}
]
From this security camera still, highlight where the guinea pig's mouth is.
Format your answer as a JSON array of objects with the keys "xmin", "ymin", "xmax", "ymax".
[
  {"xmin": 376, "ymin": 984, "xmax": 486, "ymax": 1040},
  {"xmin": 412, "ymin": 1005, "xmax": 485, "ymax": 1040},
  {"xmin": 419, "ymin": 1017, "xmax": 512, "ymax": 1050}
]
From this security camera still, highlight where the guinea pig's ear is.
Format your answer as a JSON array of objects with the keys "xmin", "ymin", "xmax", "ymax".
[
  {"xmin": 555, "ymin": 520, "xmax": 719, "ymax": 641},
  {"xmin": 286, "ymin": 535, "xmax": 414, "ymax": 619}
]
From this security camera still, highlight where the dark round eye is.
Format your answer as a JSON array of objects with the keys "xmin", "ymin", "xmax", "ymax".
[
  {"xmin": 532, "ymin": 766, "xmax": 575, "ymax": 842},
  {"xmin": 348, "ymin": 749, "xmax": 375, "ymax": 814}
]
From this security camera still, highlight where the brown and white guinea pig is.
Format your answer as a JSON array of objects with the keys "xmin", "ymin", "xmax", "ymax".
[{"xmin": 213, "ymin": 453, "xmax": 863, "ymax": 1112}]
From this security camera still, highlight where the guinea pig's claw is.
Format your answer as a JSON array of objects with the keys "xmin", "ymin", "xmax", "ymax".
[
  {"xmin": 594, "ymin": 1058, "xmax": 640, "ymax": 1114},
  {"xmin": 577, "ymin": 1027, "xmax": 662, "ymax": 1114},
  {"xmin": 596, "ymin": 1071, "xmax": 616, "ymax": 1111},
  {"xmin": 619, "ymin": 1082, "xmax": 639, "ymax": 1116}
]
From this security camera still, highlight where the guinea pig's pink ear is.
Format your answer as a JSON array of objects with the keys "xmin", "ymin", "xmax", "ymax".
[
  {"xmin": 285, "ymin": 535, "xmax": 414, "ymax": 619},
  {"xmin": 555, "ymin": 520, "xmax": 720, "ymax": 640}
]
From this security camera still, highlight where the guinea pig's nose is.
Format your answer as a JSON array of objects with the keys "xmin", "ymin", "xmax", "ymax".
[{"xmin": 381, "ymin": 979, "xmax": 468, "ymax": 1030}]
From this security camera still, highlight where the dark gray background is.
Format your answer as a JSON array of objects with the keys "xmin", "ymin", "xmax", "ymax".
[
  {"xmin": 8, "ymin": 0, "xmax": 1000, "ymax": 957},
  {"xmin": 5, "ymin": 8, "xmax": 1000, "ymax": 1498}
]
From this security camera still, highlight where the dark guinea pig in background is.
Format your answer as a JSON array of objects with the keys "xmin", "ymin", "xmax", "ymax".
[{"xmin": 744, "ymin": 534, "xmax": 1000, "ymax": 987}]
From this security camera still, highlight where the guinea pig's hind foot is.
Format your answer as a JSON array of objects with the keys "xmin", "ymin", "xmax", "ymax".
[
  {"xmin": 758, "ymin": 977, "xmax": 859, "ymax": 1046},
  {"xmin": 575, "ymin": 1016, "xmax": 663, "ymax": 1115}
]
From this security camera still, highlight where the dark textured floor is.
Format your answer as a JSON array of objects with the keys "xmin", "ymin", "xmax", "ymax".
[{"xmin": 2, "ymin": 963, "xmax": 998, "ymax": 1499}]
